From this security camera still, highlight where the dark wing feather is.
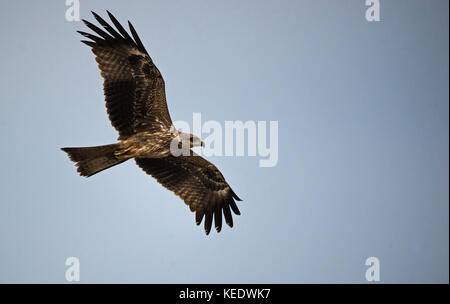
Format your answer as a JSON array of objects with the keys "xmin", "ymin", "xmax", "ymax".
[
  {"xmin": 79, "ymin": 11, "xmax": 172, "ymax": 139},
  {"xmin": 135, "ymin": 154, "xmax": 242, "ymax": 235}
]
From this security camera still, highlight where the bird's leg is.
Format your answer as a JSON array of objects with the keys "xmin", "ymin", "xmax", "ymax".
[{"xmin": 114, "ymin": 144, "xmax": 135, "ymax": 159}]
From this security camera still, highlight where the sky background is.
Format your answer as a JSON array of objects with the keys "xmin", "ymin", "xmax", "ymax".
[{"xmin": 0, "ymin": 0, "xmax": 448, "ymax": 283}]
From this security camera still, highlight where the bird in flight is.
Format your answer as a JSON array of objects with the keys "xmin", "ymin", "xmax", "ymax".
[{"xmin": 61, "ymin": 11, "xmax": 242, "ymax": 235}]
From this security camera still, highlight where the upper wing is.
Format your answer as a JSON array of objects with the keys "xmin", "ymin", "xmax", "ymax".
[
  {"xmin": 135, "ymin": 154, "xmax": 242, "ymax": 235},
  {"xmin": 78, "ymin": 11, "xmax": 172, "ymax": 139}
]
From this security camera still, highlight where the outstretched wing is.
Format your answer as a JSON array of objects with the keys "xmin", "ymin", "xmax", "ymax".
[
  {"xmin": 135, "ymin": 154, "xmax": 242, "ymax": 235},
  {"xmin": 79, "ymin": 11, "xmax": 172, "ymax": 139}
]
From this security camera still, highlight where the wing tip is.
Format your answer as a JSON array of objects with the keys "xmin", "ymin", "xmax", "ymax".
[
  {"xmin": 230, "ymin": 188, "xmax": 242, "ymax": 201},
  {"xmin": 80, "ymin": 40, "xmax": 95, "ymax": 47}
]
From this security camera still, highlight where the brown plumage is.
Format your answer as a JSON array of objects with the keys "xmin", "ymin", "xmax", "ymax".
[{"xmin": 61, "ymin": 11, "xmax": 242, "ymax": 235}]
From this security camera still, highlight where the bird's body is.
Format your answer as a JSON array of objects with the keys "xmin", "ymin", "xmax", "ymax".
[
  {"xmin": 116, "ymin": 130, "xmax": 176, "ymax": 159},
  {"xmin": 61, "ymin": 11, "xmax": 242, "ymax": 235}
]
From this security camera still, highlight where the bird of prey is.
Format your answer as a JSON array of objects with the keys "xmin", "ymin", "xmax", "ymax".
[{"xmin": 61, "ymin": 11, "xmax": 242, "ymax": 235}]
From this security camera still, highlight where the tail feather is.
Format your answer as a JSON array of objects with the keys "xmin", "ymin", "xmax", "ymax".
[{"xmin": 61, "ymin": 144, "xmax": 127, "ymax": 177}]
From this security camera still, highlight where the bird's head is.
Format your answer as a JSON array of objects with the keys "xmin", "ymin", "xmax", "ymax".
[{"xmin": 177, "ymin": 132, "xmax": 205, "ymax": 149}]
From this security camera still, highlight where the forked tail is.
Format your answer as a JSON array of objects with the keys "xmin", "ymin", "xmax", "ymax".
[{"xmin": 61, "ymin": 143, "xmax": 127, "ymax": 177}]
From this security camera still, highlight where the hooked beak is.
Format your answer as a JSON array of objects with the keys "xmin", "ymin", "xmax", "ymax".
[{"xmin": 201, "ymin": 141, "xmax": 205, "ymax": 147}]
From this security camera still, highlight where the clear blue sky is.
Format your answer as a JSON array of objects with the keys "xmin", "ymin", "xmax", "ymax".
[{"xmin": 0, "ymin": 0, "xmax": 448, "ymax": 283}]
